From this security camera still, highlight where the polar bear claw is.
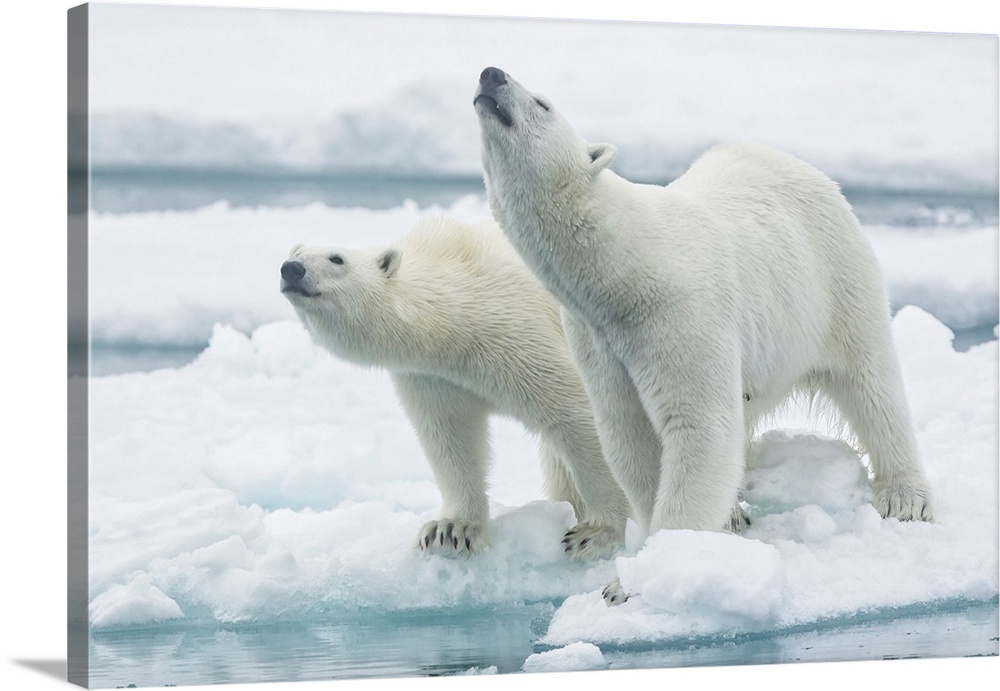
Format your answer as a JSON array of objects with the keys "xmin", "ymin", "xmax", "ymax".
[
  {"xmin": 417, "ymin": 519, "xmax": 487, "ymax": 557},
  {"xmin": 561, "ymin": 522, "xmax": 623, "ymax": 561}
]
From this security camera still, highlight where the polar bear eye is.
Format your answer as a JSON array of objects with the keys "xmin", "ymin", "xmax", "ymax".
[
  {"xmin": 534, "ymin": 97, "xmax": 550, "ymax": 112},
  {"xmin": 329, "ymin": 254, "xmax": 344, "ymax": 265}
]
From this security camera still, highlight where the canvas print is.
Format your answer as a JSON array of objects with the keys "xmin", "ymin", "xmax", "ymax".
[{"xmin": 67, "ymin": 3, "xmax": 999, "ymax": 688}]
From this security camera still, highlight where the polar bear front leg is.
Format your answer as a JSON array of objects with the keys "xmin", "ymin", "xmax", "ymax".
[
  {"xmin": 391, "ymin": 372, "xmax": 493, "ymax": 556},
  {"xmin": 628, "ymin": 344, "xmax": 747, "ymax": 535},
  {"xmin": 561, "ymin": 310, "xmax": 660, "ymax": 530},
  {"xmin": 561, "ymin": 311, "xmax": 657, "ymax": 599}
]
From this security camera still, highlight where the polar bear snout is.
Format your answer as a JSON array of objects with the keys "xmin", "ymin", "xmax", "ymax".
[
  {"xmin": 280, "ymin": 259, "xmax": 319, "ymax": 298},
  {"xmin": 281, "ymin": 260, "xmax": 306, "ymax": 282},
  {"xmin": 479, "ymin": 66, "xmax": 507, "ymax": 86},
  {"xmin": 474, "ymin": 66, "xmax": 514, "ymax": 127}
]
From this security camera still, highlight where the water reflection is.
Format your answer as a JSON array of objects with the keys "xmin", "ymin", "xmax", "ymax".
[
  {"xmin": 89, "ymin": 605, "xmax": 550, "ymax": 688},
  {"xmin": 88, "ymin": 602, "xmax": 997, "ymax": 688}
]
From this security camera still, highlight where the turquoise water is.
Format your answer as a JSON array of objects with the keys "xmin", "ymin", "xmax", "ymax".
[
  {"xmin": 88, "ymin": 601, "xmax": 998, "ymax": 688},
  {"xmin": 89, "ymin": 605, "xmax": 552, "ymax": 687}
]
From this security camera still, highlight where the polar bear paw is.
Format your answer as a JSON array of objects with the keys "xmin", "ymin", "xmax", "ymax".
[
  {"xmin": 416, "ymin": 519, "xmax": 488, "ymax": 557},
  {"xmin": 873, "ymin": 483, "xmax": 935, "ymax": 523},
  {"xmin": 561, "ymin": 522, "xmax": 624, "ymax": 561},
  {"xmin": 602, "ymin": 577, "xmax": 631, "ymax": 607},
  {"xmin": 726, "ymin": 504, "xmax": 752, "ymax": 533}
]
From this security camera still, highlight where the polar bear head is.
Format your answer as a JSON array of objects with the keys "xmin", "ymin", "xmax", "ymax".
[
  {"xmin": 280, "ymin": 243, "xmax": 401, "ymax": 364},
  {"xmin": 473, "ymin": 67, "xmax": 617, "ymax": 213}
]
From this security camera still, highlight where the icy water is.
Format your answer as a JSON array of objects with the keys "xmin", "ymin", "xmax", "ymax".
[
  {"xmin": 88, "ymin": 601, "xmax": 999, "ymax": 688},
  {"xmin": 82, "ymin": 173, "xmax": 999, "ymax": 686}
]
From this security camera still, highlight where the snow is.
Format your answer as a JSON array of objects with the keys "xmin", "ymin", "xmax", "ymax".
[
  {"xmin": 89, "ymin": 574, "xmax": 184, "ymax": 629},
  {"xmin": 522, "ymin": 642, "xmax": 608, "ymax": 673},
  {"xmin": 456, "ymin": 666, "xmax": 499, "ymax": 676}
]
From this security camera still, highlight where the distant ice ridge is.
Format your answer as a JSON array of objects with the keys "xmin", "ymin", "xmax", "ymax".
[
  {"xmin": 87, "ymin": 306, "xmax": 997, "ymax": 643},
  {"xmin": 90, "ymin": 104, "xmax": 997, "ymax": 193},
  {"xmin": 88, "ymin": 55, "xmax": 999, "ymax": 194},
  {"xmin": 867, "ymin": 225, "xmax": 999, "ymax": 331},
  {"xmin": 89, "ymin": 84, "xmax": 479, "ymax": 178},
  {"xmin": 86, "ymin": 197, "xmax": 998, "ymax": 351}
]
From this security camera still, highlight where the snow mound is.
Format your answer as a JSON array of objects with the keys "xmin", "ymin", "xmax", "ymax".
[
  {"xmin": 522, "ymin": 642, "xmax": 608, "ymax": 673},
  {"xmin": 89, "ymin": 574, "xmax": 184, "ymax": 629}
]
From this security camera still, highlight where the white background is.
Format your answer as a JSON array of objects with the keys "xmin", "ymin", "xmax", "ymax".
[{"xmin": 2, "ymin": 1, "xmax": 998, "ymax": 690}]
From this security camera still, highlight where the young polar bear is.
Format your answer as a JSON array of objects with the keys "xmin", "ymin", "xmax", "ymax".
[
  {"xmin": 473, "ymin": 67, "xmax": 935, "ymax": 600},
  {"xmin": 280, "ymin": 215, "xmax": 630, "ymax": 560}
]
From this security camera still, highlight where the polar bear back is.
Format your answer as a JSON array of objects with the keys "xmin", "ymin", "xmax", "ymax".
[
  {"xmin": 587, "ymin": 143, "xmax": 890, "ymax": 395},
  {"xmin": 390, "ymin": 216, "xmax": 565, "ymax": 347},
  {"xmin": 667, "ymin": 143, "xmax": 872, "ymax": 265},
  {"xmin": 677, "ymin": 144, "xmax": 888, "ymax": 348},
  {"xmin": 394, "ymin": 216, "xmax": 552, "ymax": 308}
]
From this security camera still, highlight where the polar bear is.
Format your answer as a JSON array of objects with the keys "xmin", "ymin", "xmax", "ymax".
[
  {"xmin": 474, "ymin": 67, "xmax": 935, "ymax": 598},
  {"xmin": 280, "ymin": 215, "xmax": 630, "ymax": 560}
]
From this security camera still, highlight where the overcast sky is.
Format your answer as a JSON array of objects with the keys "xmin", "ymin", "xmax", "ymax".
[
  {"xmin": 88, "ymin": 4, "xmax": 996, "ymax": 120},
  {"xmin": 84, "ymin": 3, "xmax": 997, "ymax": 184}
]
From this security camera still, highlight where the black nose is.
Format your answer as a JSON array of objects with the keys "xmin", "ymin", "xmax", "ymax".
[
  {"xmin": 480, "ymin": 66, "xmax": 507, "ymax": 86},
  {"xmin": 281, "ymin": 260, "xmax": 305, "ymax": 282}
]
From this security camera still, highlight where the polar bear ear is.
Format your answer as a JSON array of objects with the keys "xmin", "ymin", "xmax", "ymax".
[
  {"xmin": 377, "ymin": 249, "xmax": 400, "ymax": 278},
  {"xmin": 587, "ymin": 143, "xmax": 616, "ymax": 174}
]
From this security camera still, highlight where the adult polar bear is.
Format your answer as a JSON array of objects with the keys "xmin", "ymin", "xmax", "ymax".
[
  {"xmin": 473, "ymin": 66, "xmax": 935, "ymax": 588},
  {"xmin": 280, "ymin": 216, "xmax": 630, "ymax": 560}
]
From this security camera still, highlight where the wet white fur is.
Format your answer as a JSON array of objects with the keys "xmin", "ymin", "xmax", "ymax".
[
  {"xmin": 282, "ymin": 216, "xmax": 630, "ymax": 559},
  {"xmin": 475, "ymin": 70, "xmax": 935, "ymax": 545}
]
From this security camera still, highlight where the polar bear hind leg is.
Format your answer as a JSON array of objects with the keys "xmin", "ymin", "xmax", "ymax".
[
  {"xmin": 537, "ymin": 437, "xmax": 586, "ymax": 516},
  {"xmin": 818, "ymin": 341, "xmax": 935, "ymax": 522},
  {"xmin": 537, "ymin": 434, "xmax": 628, "ymax": 561}
]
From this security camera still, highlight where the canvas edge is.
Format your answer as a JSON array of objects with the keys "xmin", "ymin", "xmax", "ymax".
[{"xmin": 68, "ymin": 3, "xmax": 90, "ymax": 688}]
